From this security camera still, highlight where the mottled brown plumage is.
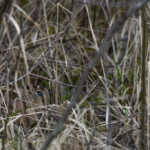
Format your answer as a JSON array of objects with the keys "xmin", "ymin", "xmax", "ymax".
[{"xmin": 0, "ymin": 85, "xmax": 50, "ymax": 127}]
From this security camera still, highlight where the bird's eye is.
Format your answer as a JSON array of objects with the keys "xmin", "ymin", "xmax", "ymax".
[{"xmin": 36, "ymin": 91, "xmax": 43, "ymax": 97}]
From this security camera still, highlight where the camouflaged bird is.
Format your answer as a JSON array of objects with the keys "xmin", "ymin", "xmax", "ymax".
[{"xmin": 0, "ymin": 85, "xmax": 50, "ymax": 127}]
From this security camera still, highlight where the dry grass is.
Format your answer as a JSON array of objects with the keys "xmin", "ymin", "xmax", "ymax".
[{"xmin": 0, "ymin": 0, "xmax": 149, "ymax": 149}]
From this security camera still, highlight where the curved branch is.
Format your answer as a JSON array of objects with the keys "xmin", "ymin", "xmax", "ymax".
[{"xmin": 40, "ymin": 0, "xmax": 150, "ymax": 150}]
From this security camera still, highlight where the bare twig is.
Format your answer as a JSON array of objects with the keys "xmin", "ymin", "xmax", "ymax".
[
  {"xmin": 0, "ymin": 0, "xmax": 10, "ymax": 22},
  {"xmin": 40, "ymin": 0, "xmax": 149, "ymax": 150},
  {"xmin": 12, "ymin": 3, "xmax": 86, "ymax": 84},
  {"xmin": 30, "ymin": 73, "xmax": 104, "ymax": 89},
  {"xmin": 140, "ymin": 6, "xmax": 147, "ymax": 150},
  {"xmin": 75, "ymin": 0, "xmax": 140, "ymax": 7}
]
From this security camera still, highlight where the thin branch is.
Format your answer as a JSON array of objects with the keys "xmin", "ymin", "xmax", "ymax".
[
  {"xmin": 40, "ymin": 0, "xmax": 150, "ymax": 150},
  {"xmin": 13, "ymin": 3, "xmax": 86, "ymax": 83},
  {"xmin": 75, "ymin": 0, "xmax": 140, "ymax": 7},
  {"xmin": 30, "ymin": 73, "xmax": 103, "ymax": 89},
  {"xmin": 0, "ymin": 0, "xmax": 10, "ymax": 22},
  {"xmin": 140, "ymin": 6, "xmax": 147, "ymax": 150}
]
